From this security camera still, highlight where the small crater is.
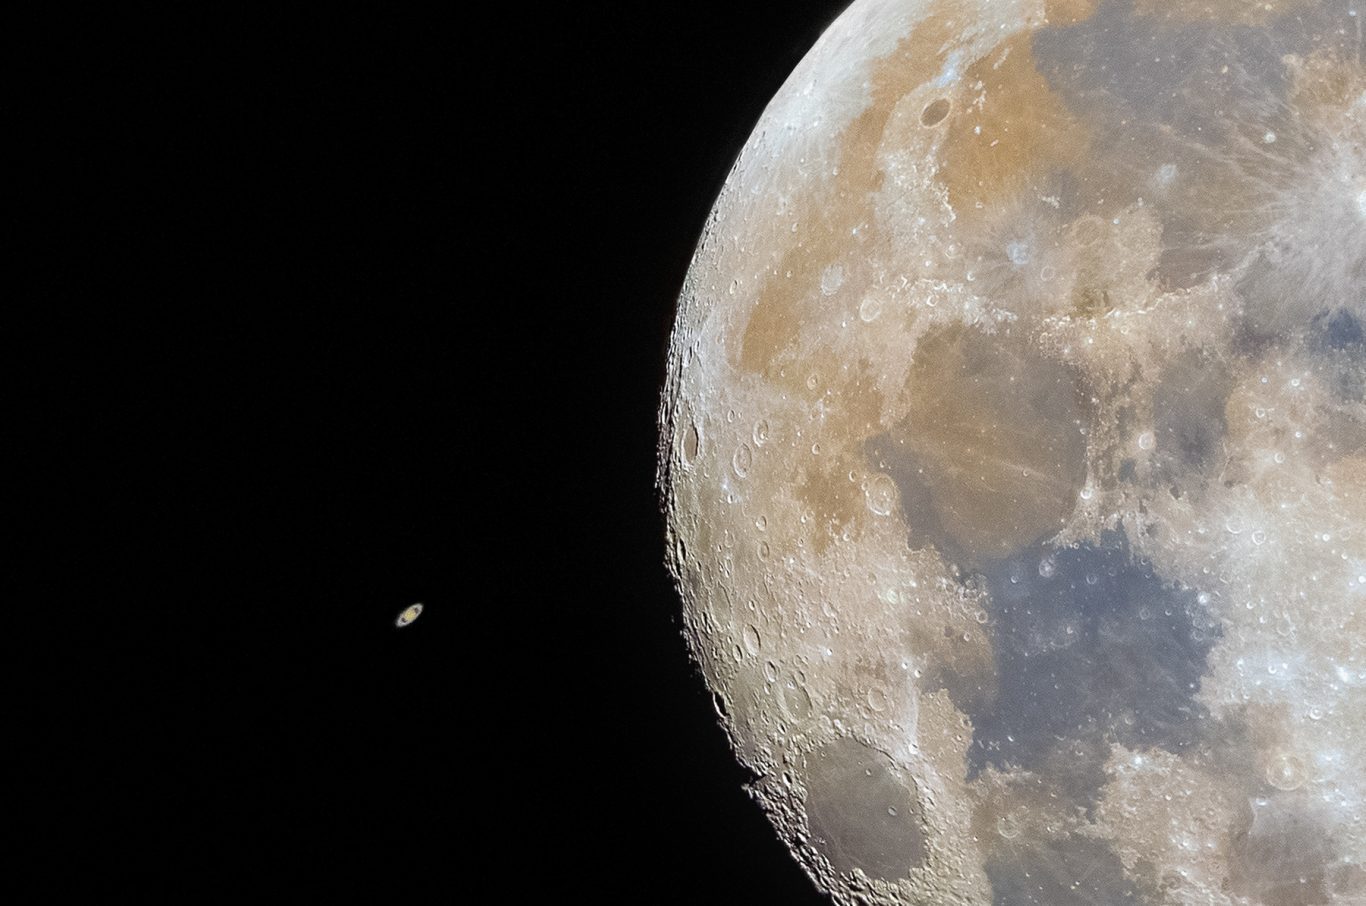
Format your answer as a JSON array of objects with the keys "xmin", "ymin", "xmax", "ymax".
[
  {"xmin": 820, "ymin": 264, "xmax": 845, "ymax": 295},
  {"xmin": 732, "ymin": 442, "xmax": 753, "ymax": 478},
  {"xmin": 920, "ymin": 97, "xmax": 951, "ymax": 126},
  {"xmin": 681, "ymin": 422, "xmax": 700, "ymax": 464},
  {"xmin": 858, "ymin": 295, "xmax": 884, "ymax": 322},
  {"xmin": 1264, "ymin": 752, "xmax": 1308, "ymax": 791},
  {"xmin": 865, "ymin": 473, "xmax": 898, "ymax": 516}
]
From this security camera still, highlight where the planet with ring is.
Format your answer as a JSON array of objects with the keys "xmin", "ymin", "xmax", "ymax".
[{"xmin": 658, "ymin": 0, "xmax": 1365, "ymax": 903}]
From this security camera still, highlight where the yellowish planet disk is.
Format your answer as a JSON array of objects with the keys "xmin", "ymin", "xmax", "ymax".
[{"xmin": 395, "ymin": 603, "xmax": 423, "ymax": 628}]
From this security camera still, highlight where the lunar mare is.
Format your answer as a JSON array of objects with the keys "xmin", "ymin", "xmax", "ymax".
[{"xmin": 659, "ymin": 0, "xmax": 1365, "ymax": 903}]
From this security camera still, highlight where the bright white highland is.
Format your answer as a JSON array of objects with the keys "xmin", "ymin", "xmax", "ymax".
[{"xmin": 660, "ymin": 0, "xmax": 1366, "ymax": 903}]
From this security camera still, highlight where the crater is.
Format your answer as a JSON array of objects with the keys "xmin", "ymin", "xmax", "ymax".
[
  {"xmin": 680, "ymin": 421, "xmax": 699, "ymax": 465},
  {"xmin": 920, "ymin": 97, "xmax": 951, "ymax": 126},
  {"xmin": 803, "ymin": 737, "xmax": 927, "ymax": 881}
]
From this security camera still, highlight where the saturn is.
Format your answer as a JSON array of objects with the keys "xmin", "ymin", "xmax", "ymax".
[{"xmin": 394, "ymin": 603, "xmax": 423, "ymax": 628}]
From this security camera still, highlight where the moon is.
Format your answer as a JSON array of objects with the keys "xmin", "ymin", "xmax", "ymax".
[{"xmin": 658, "ymin": 1, "xmax": 1365, "ymax": 903}]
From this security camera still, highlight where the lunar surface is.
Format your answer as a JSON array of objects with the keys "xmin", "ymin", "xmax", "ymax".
[{"xmin": 658, "ymin": 1, "xmax": 1365, "ymax": 903}]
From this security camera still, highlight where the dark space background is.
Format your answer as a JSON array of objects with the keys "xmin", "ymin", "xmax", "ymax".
[
  {"xmin": 550, "ymin": 5, "xmax": 846, "ymax": 903},
  {"xmin": 37, "ymin": 3, "xmax": 849, "ymax": 901}
]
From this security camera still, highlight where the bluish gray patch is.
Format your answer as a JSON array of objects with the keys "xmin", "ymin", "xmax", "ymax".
[
  {"xmin": 1314, "ymin": 308, "xmax": 1364, "ymax": 353},
  {"xmin": 987, "ymin": 834, "xmax": 1155, "ymax": 905},
  {"xmin": 967, "ymin": 531, "xmax": 1219, "ymax": 810},
  {"xmin": 1310, "ymin": 309, "xmax": 1366, "ymax": 401},
  {"xmin": 1117, "ymin": 458, "xmax": 1137, "ymax": 482},
  {"xmin": 1028, "ymin": 1, "xmax": 1323, "ymax": 289},
  {"xmin": 1033, "ymin": 2, "xmax": 1290, "ymax": 143},
  {"xmin": 932, "ymin": 50, "xmax": 963, "ymax": 88},
  {"xmin": 1153, "ymin": 349, "xmax": 1231, "ymax": 473}
]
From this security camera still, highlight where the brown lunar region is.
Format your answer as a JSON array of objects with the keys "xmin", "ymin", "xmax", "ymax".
[{"xmin": 659, "ymin": 0, "xmax": 1366, "ymax": 903}]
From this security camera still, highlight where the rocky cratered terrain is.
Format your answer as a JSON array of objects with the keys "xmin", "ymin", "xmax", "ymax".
[{"xmin": 659, "ymin": 0, "xmax": 1366, "ymax": 902}]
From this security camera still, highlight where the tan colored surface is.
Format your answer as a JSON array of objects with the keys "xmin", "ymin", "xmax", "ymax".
[{"xmin": 661, "ymin": 0, "xmax": 1366, "ymax": 902}]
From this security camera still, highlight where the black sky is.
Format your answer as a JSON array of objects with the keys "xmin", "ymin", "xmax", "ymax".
[
  {"xmin": 40, "ymin": 3, "xmax": 851, "ymax": 901},
  {"xmin": 548, "ymin": 4, "xmax": 847, "ymax": 902}
]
